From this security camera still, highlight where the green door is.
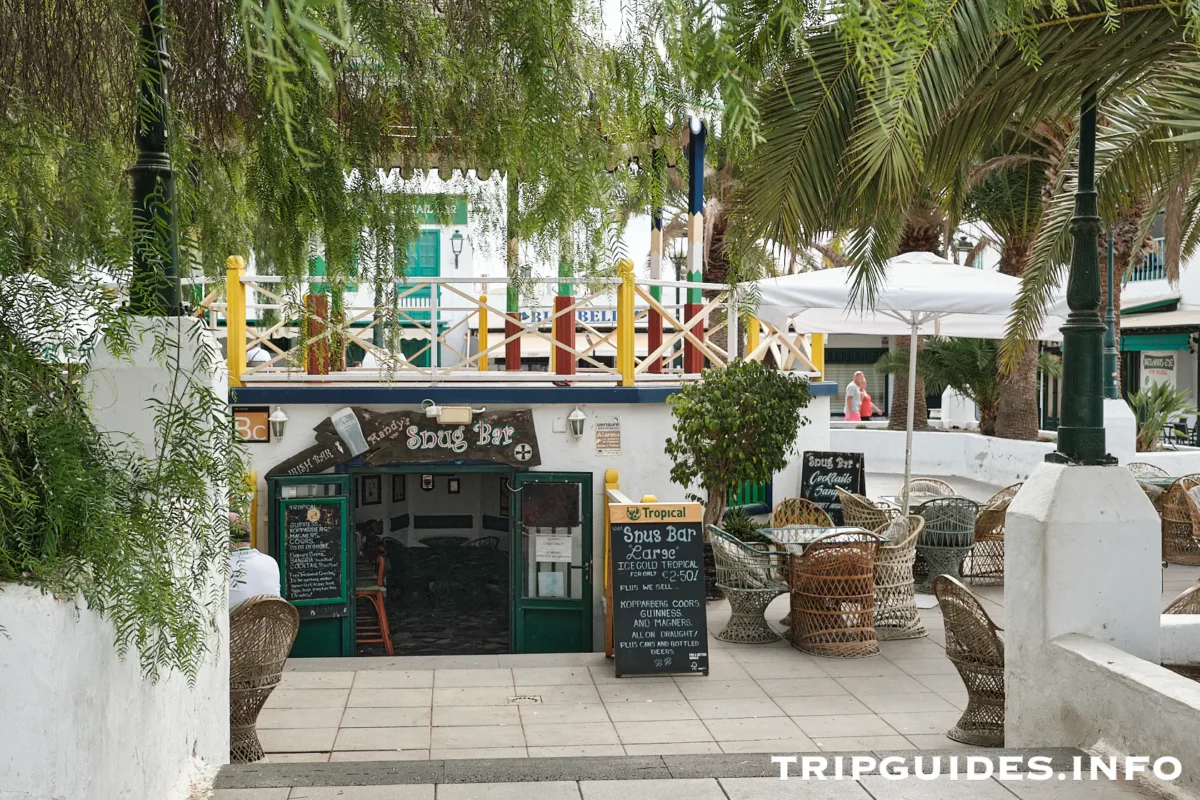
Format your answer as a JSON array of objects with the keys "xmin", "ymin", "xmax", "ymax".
[
  {"xmin": 511, "ymin": 472, "xmax": 593, "ymax": 653},
  {"xmin": 269, "ymin": 474, "xmax": 355, "ymax": 658},
  {"xmin": 399, "ymin": 230, "xmax": 441, "ymax": 366}
]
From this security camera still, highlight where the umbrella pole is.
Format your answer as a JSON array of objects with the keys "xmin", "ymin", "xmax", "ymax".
[{"xmin": 901, "ymin": 319, "xmax": 918, "ymax": 514}]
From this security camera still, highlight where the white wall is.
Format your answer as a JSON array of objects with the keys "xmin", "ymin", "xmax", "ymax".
[{"xmin": 831, "ymin": 428, "xmax": 1053, "ymax": 487}]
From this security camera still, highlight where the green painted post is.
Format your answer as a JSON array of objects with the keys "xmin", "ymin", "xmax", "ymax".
[
  {"xmin": 1047, "ymin": 88, "xmax": 1114, "ymax": 465},
  {"xmin": 1103, "ymin": 232, "xmax": 1119, "ymax": 400},
  {"xmin": 129, "ymin": 0, "xmax": 181, "ymax": 316}
]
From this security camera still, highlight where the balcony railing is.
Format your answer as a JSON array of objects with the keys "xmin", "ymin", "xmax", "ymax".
[
  {"xmin": 192, "ymin": 256, "xmax": 822, "ymax": 387},
  {"xmin": 1129, "ymin": 237, "xmax": 1167, "ymax": 283}
]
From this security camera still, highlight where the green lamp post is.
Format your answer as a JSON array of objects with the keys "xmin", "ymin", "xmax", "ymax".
[
  {"xmin": 128, "ymin": 0, "xmax": 181, "ymax": 316},
  {"xmin": 1047, "ymin": 87, "xmax": 1116, "ymax": 465}
]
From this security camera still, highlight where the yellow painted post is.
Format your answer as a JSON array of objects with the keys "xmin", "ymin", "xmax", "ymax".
[
  {"xmin": 616, "ymin": 258, "xmax": 635, "ymax": 386},
  {"xmin": 604, "ymin": 468, "xmax": 619, "ymax": 658},
  {"xmin": 640, "ymin": 495, "xmax": 658, "ymax": 503},
  {"xmin": 747, "ymin": 316, "xmax": 761, "ymax": 355},
  {"xmin": 225, "ymin": 255, "xmax": 247, "ymax": 387},
  {"xmin": 811, "ymin": 333, "xmax": 826, "ymax": 379},
  {"xmin": 478, "ymin": 295, "xmax": 489, "ymax": 371}
]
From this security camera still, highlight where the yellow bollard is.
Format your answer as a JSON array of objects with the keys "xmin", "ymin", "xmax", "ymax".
[
  {"xmin": 811, "ymin": 333, "xmax": 826, "ymax": 379},
  {"xmin": 616, "ymin": 259, "xmax": 635, "ymax": 386},
  {"xmin": 225, "ymin": 256, "xmax": 247, "ymax": 387},
  {"xmin": 640, "ymin": 495, "xmax": 658, "ymax": 503},
  {"xmin": 478, "ymin": 295, "xmax": 489, "ymax": 371}
]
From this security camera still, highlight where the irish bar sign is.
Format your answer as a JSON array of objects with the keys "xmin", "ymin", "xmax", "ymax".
[
  {"xmin": 268, "ymin": 407, "xmax": 541, "ymax": 476},
  {"xmin": 610, "ymin": 502, "xmax": 708, "ymax": 678}
]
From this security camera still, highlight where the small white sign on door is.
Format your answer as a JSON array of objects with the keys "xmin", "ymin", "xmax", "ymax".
[
  {"xmin": 537, "ymin": 571, "xmax": 566, "ymax": 597},
  {"xmin": 535, "ymin": 534, "xmax": 573, "ymax": 563}
]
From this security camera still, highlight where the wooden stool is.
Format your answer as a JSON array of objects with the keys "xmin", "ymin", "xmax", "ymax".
[{"xmin": 356, "ymin": 553, "xmax": 394, "ymax": 656}]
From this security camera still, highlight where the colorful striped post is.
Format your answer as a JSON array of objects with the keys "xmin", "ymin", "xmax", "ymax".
[
  {"xmin": 616, "ymin": 258, "xmax": 636, "ymax": 386},
  {"xmin": 746, "ymin": 315, "xmax": 761, "ymax": 357},
  {"xmin": 225, "ymin": 255, "xmax": 247, "ymax": 387},
  {"xmin": 554, "ymin": 249, "xmax": 576, "ymax": 374},
  {"xmin": 304, "ymin": 292, "xmax": 330, "ymax": 375},
  {"xmin": 684, "ymin": 121, "xmax": 706, "ymax": 374},
  {"xmin": 477, "ymin": 293, "xmax": 489, "ymax": 371},
  {"xmin": 648, "ymin": 150, "xmax": 664, "ymax": 373},
  {"xmin": 811, "ymin": 333, "xmax": 826, "ymax": 378},
  {"xmin": 505, "ymin": 175, "xmax": 522, "ymax": 371}
]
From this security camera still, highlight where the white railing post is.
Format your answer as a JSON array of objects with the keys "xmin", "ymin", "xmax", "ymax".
[
  {"xmin": 429, "ymin": 282, "xmax": 440, "ymax": 376},
  {"xmin": 726, "ymin": 285, "xmax": 739, "ymax": 363}
]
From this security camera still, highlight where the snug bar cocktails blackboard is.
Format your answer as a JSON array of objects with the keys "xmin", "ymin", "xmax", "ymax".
[
  {"xmin": 610, "ymin": 502, "xmax": 709, "ymax": 678},
  {"xmin": 800, "ymin": 450, "xmax": 866, "ymax": 525},
  {"xmin": 281, "ymin": 499, "xmax": 348, "ymax": 618}
]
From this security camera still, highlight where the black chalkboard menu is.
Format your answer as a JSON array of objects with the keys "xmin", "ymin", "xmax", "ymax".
[
  {"xmin": 281, "ymin": 499, "xmax": 348, "ymax": 617},
  {"xmin": 610, "ymin": 503, "xmax": 709, "ymax": 678},
  {"xmin": 800, "ymin": 451, "xmax": 866, "ymax": 525}
]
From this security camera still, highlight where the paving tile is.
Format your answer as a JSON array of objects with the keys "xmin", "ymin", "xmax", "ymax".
[
  {"xmin": 878, "ymin": 712, "xmax": 963, "ymax": 736},
  {"xmin": 855, "ymin": 693, "xmax": 958, "ymax": 714},
  {"xmin": 814, "ymin": 735, "xmax": 913, "ymax": 751},
  {"xmin": 836, "ymin": 676, "xmax": 928, "ymax": 697},
  {"xmin": 430, "ymin": 724, "xmax": 527, "ymax": 749},
  {"xmin": 1000, "ymin": 779, "xmax": 1153, "ymax": 799},
  {"xmin": 432, "ymin": 687, "xmax": 514, "ymax": 706},
  {"xmin": 289, "ymin": 788, "xmax": 435, "ymax": 800},
  {"xmin": 433, "ymin": 668, "xmax": 514, "ymax": 687},
  {"xmin": 687, "ymin": 697, "xmax": 785, "ymax": 719},
  {"xmin": 703, "ymin": 716, "xmax": 804, "ymax": 741},
  {"xmin": 430, "ymin": 746, "xmax": 528, "ymax": 759},
  {"xmin": 521, "ymin": 684, "xmax": 603, "ymax": 704},
  {"xmin": 211, "ymin": 791, "xmax": 290, "ymax": 800},
  {"xmin": 719, "ymin": 776, "xmax": 874, "ymax": 799},
  {"xmin": 876, "ymin": 639, "xmax": 948, "ymax": 659},
  {"xmin": 755, "ymin": 678, "xmax": 848, "ymax": 697},
  {"xmin": 337, "ymin": 707, "xmax": 429, "ymax": 728},
  {"xmin": 333, "ymin": 726, "xmax": 431, "ymax": 751},
  {"xmin": 775, "ymin": 695, "xmax": 872, "ymax": 716},
  {"xmin": 676, "ymin": 679, "xmax": 768, "ymax": 700},
  {"xmin": 513, "ymin": 667, "xmax": 595, "ymax": 686},
  {"xmin": 528, "ymin": 745, "xmax": 627, "ymax": 758},
  {"xmin": 259, "ymin": 728, "xmax": 337, "ymax": 753},
  {"xmin": 741, "ymin": 660, "xmax": 828, "ymax": 680},
  {"xmin": 581, "ymin": 778, "xmax": 726, "ymax": 800},
  {"xmin": 910, "ymin": 674, "xmax": 967, "ymax": 693},
  {"xmin": 257, "ymin": 708, "xmax": 345, "ymax": 730},
  {"xmin": 603, "ymin": 700, "xmax": 699, "ymax": 722},
  {"xmin": 613, "ymin": 719, "xmax": 715, "ymax": 744},
  {"xmin": 589, "ymin": 666, "xmax": 674, "ymax": 685},
  {"xmin": 817, "ymin": 658, "xmax": 906, "ymax": 678},
  {"xmin": 261, "ymin": 752, "xmax": 329, "ymax": 763},
  {"xmin": 498, "ymin": 652, "xmax": 609, "ymax": 667},
  {"xmin": 519, "ymin": 703, "xmax": 611, "ymax": 725},
  {"xmin": 278, "ymin": 671, "xmax": 355, "ymax": 690},
  {"xmin": 437, "ymin": 782, "xmax": 580, "ymax": 800},
  {"xmin": 351, "ymin": 670, "xmax": 434, "ymax": 688},
  {"xmin": 622, "ymin": 742, "xmax": 724, "ymax": 755},
  {"xmin": 717, "ymin": 737, "xmax": 817, "ymax": 754},
  {"xmin": 432, "ymin": 705, "xmax": 520, "ymax": 727},
  {"xmin": 858, "ymin": 774, "xmax": 1015, "ymax": 798},
  {"xmin": 904, "ymin": 734, "xmax": 966, "ymax": 749},
  {"xmin": 728, "ymin": 646, "xmax": 805, "ymax": 662},
  {"xmin": 597, "ymin": 682, "xmax": 686, "ymax": 703},
  {"xmin": 794, "ymin": 714, "xmax": 900, "ymax": 738},
  {"xmin": 523, "ymin": 722, "xmax": 621, "ymax": 747},
  {"xmin": 887, "ymin": 658, "xmax": 958, "ymax": 676},
  {"xmin": 346, "ymin": 688, "xmax": 433, "ymax": 708},
  {"xmin": 264, "ymin": 689, "xmax": 349, "ymax": 709},
  {"xmin": 327, "ymin": 750, "xmax": 430, "ymax": 761}
]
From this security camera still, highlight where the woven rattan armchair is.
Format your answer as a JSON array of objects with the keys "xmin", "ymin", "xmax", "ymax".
[
  {"xmin": 915, "ymin": 497, "xmax": 979, "ymax": 593},
  {"xmin": 1163, "ymin": 586, "xmax": 1200, "ymax": 681},
  {"xmin": 1161, "ymin": 475, "xmax": 1200, "ymax": 565},
  {"xmin": 933, "ymin": 575, "xmax": 1004, "ymax": 747},
  {"xmin": 229, "ymin": 596, "xmax": 299, "ymax": 762},
  {"xmin": 771, "ymin": 497, "xmax": 834, "ymax": 527},
  {"xmin": 1127, "ymin": 462, "xmax": 1171, "ymax": 479},
  {"xmin": 789, "ymin": 530, "xmax": 883, "ymax": 658},
  {"xmin": 873, "ymin": 515, "xmax": 927, "ymax": 640},
  {"xmin": 906, "ymin": 478, "xmax": 956, "ymax": 497},
  {"xmin": 962, "ymin": 483, "xmax": 1021, "ymax": 585},
  {"xmin": 837, "ymin": 487, "xmax": 899, "ymax": 530},
  {"xmin": 710, "ymin": 526, "xmax": 789, "ymax": 643}
]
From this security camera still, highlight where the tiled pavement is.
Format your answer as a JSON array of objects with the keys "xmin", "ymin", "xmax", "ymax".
[{"xmin": 256, "ymin": 565, "xmax": 1200, "ymax": 764}]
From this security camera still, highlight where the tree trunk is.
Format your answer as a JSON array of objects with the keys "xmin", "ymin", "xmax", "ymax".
[
  {"xmin": 703, "ymin": 482, "xmax": 728, "ymax": 530},
  {"xmin": 979, "ymin": 403, "xmax": 999, "ymax": 436},
  {"xmin": 887, "ymin": 215, "xmax": 941, "ymax": 431},
  {"xmin": 995, "ymin": 237, "xmax": 1040, "ymax": 439}
]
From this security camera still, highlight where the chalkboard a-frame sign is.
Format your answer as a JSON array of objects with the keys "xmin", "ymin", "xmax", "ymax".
[
  {"xmin": 799, "ymin": 451, "xmax": 866, "ymax": 526},
  {"xmin": 610, "ymin": 502, "xmax": 709, "ymax": 678},
  {"xmin": 279, "ymin": 497, "xmax": 350, "ymax": 619}
]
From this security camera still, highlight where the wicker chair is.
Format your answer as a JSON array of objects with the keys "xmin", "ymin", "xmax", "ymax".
[
  {"xmin": 873, "ymin": 515, "xmax": 927, "ymax": 640},
  {"xmin": 1127, "ymin": 462, "xmax": 1171, "ymax": 479},
  {"xmin": 789, "ymin": 530, "xmax": 883, "ymax": 658},
  {"xmin": 915, "ymin": 497, "xmax": 979, "ymax": 593},
  {"xmin": 837, "ymin": 487, "xmax": 899, "ymax": 530},
  {"xmin": 710, "ymin": 526, "xmax": 789, "ymax": 643},
  {"xmin": 962, "ymin": 483, "xmax": 1021, "ymax": 586},
  {"xmin": 1161, "ymin": 475, "xmax": 1200, "ymax": 566},
  {"xmin": 229, "ymin": 596, "xmax": 300, "ymax": 762},
  {"xmin": 933, "ymin": 575, "xmax": 1004, "ymax": 747},
  {"xmin": 906, "ymin": 478, "xmax": 956, "ymax": 497},
  {"xmin": 771, "ymin": 497, "xmax": 834, "ymax": 527},
  {"xmin": 356, "ymin": 553, "xmax": 394, "ymax": 656}
]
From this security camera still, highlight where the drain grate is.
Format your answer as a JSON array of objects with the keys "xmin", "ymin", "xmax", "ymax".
[{"xmin": 506, "ymin": 695, "xmax": 543, "ymax": 705}]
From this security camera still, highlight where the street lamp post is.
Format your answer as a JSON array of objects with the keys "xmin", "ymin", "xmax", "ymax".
[
  {"xmin": 1103, "ymin": 232, "xmax": 1120, "ymax": 400},
  {"xmin": 1047, "ymin": 87, "xmax": 1115, "ymax": 465},
  {"xmin": 451, "ymin": 229, "xmax": 465, "ymax": 269},
  {"xmin": 129, "ymin": 0, "xmax": 181, "ymax": 316}
]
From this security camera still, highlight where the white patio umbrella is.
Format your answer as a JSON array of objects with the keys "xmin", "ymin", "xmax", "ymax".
[{"xmin": 745, "ymin": 251, "xmax": 1069, "ymax": 512}]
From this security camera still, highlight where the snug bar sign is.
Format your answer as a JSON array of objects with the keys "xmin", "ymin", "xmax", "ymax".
[{"xmin": 267, "ymin": 407, "xmax": 541, "ymax": 476}]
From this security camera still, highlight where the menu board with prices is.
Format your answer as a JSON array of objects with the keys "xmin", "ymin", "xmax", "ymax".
[
  {"xmin": 281, "ymin": 500, "xmax": 347, "ymax": 616},
  {"xmin": 799, "ymin": 450, "xmax": 866, "ymax": 525},
  {"xmin": 610, "ymin": 502, "xmax": 708, "ymax": 678}
]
